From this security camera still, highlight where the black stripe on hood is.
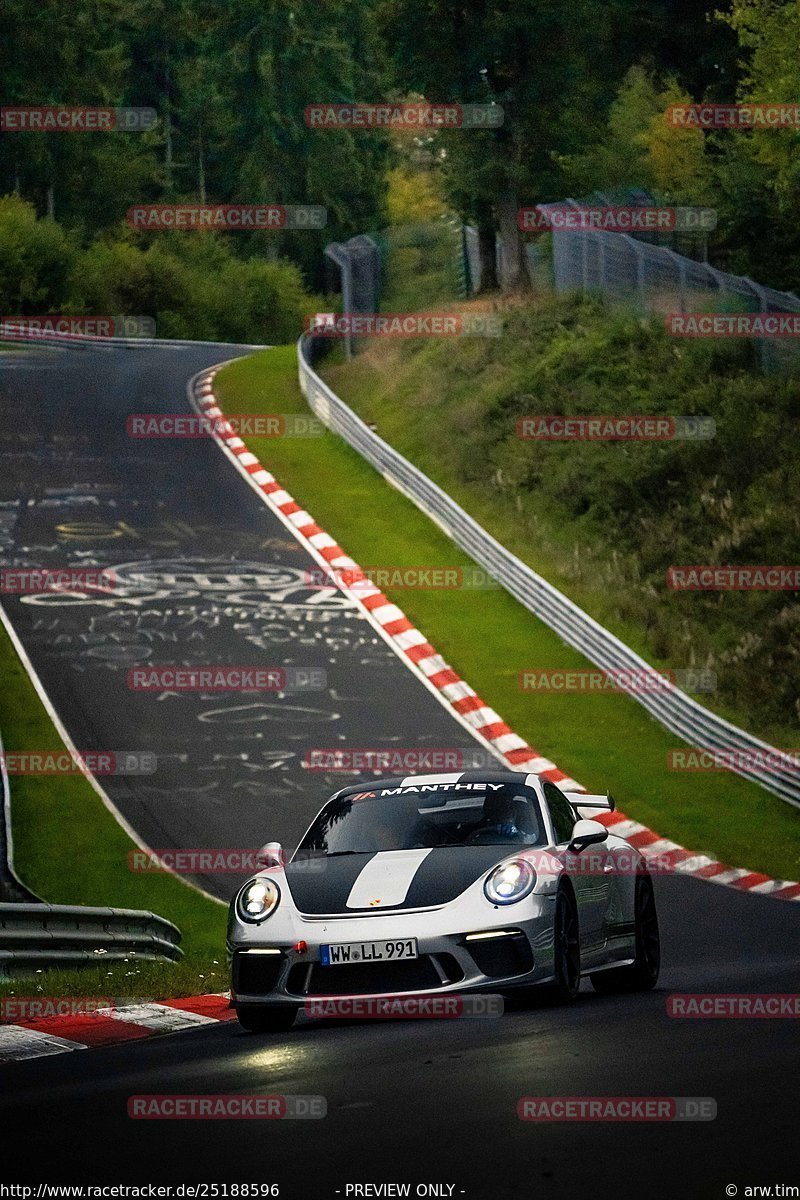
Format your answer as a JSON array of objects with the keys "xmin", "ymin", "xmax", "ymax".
[
  {"xmin": 403, "ymin": 846, "xmax": 509, "ymax": 908},
  {"xmin": 284, "ymin": 854, "xmax": 376, "ymax": 915},
  {"xmin": 283, "ymin": 847, "xmax": 509, "ymax": 914}
]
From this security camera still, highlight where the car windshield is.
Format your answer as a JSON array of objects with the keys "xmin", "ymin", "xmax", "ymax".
[{"xmin": 295, "ymin": 782, "xmax": 546, "ymax": 855}]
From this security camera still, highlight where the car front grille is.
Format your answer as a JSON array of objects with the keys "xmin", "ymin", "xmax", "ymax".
[{"xmin": 289, "ymin": 954, "xmax": 452, "ymax": 996}]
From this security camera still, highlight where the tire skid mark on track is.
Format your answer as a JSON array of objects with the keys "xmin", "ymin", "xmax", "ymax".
[{"xmin": 191, "ymin": 364, "xmax": 800, "ymax": 908}]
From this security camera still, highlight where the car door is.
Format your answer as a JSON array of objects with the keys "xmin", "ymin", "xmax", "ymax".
[{"xmin": 542, "ymin": 781, "xmax": 609, "ymax": 954}]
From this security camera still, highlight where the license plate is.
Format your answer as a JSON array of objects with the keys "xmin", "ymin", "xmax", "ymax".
[{"xmin": 319, "ymin": 938, "xmax": 418, "ymax": 966}]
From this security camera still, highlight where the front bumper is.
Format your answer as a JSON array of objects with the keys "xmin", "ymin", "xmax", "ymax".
[{"xmin": 228, "ymin": 891, "xmax": 557, "ymax": 1006}]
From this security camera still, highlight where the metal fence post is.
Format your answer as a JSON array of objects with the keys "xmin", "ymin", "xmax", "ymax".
[
  {"xmin": 596, "ymin": 231, "xmax": 605, "ymax": 292},
  {"xmin": 629, "ymin": 237, "xmax": 646, "ymax": 308},
  {"xmin": 459, "ymin": 221, "xmax": 471, "ymax": 298},
  {"xmin": 745, "ymin": 277, "xmax": 770, "ymax": 372},
  {"xmin": 678, "ymin": 254, "xmax": 688, "ymax": 314},
  {"xmin": 324, "ymin": 243, "xmax": 354, "ymax": 360},
  {"xmin": 323, "ymin": 235, "xmax": 380, "ymax": 360}
]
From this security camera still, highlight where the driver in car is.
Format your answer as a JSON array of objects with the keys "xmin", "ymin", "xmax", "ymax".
[{"xmin": 471, "ymin": 793, "xmax": 529, "ymax": 842}]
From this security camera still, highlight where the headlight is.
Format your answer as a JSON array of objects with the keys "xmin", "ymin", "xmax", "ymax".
[
  {"xmin": 236, "ymin": 877, "xmax": 280, "ymax": 923},
  {"xmin": 484, "ymin": 859, "xmax": 536, "ymax": 905}
]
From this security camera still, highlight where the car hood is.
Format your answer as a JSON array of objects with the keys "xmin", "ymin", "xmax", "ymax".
[{"xmin": 283, "ymin": 846, "xmax": 513, "ymax": 914}]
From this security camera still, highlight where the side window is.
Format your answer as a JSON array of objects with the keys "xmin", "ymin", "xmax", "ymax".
[{"xmin": 543, "ymin": 781, "xmax": 575, "ymax": 844}]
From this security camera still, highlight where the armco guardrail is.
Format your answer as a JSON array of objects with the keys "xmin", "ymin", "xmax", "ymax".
[
  {"xmin": 0, "ymin": 326, "xmax": 268, "ymax": 351},
  {"xmin": 297, "ymin": 332, "xmax": 800, "ymax": 810},
  {"xmin": 1, "ymin": 732, "xmax": 183, "ymax": 968},
  {"xmin": 0, "ymin": 720, "xmax": 183, "ymax": 964},
  {"xmin": 1, "ymin": 690, "xmax": 182, "ymax": 963},
  {"xmin": 0, "ymin": 727, "xmax": 40, "ymax": 903},
  {"xmin": 0, "ymin": 903, "xmax": 182, "ymax": 972}
]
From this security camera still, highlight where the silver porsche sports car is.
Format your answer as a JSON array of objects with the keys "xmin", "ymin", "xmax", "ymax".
[{"xmin": 227, "ymin": 770, "xmax": 660, "ymax": 1032}]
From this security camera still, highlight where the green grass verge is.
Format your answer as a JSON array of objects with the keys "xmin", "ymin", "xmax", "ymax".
[
  {"xmin": 0, "ymin": 958, "xmax": 228, "ymax": 1003},
  {"xmin": 0, "ymin": 620, "xmax": 227, "ymax": 999},
  {"xmin": 214, "ymin": 344, "xmax": 800, "ymax": 883},
  {"xmin": 321, "ymin": 303, "xmax": 800, "ymax": 748}
]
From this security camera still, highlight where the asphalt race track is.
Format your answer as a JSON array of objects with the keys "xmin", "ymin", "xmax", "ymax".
[
  {"xmin": 1, "ymin": 875, "xmax": 798, "ymax": 1197},
  {"xmin": 0, "ymin": 342, "xmax": 489, "ymax": 896},
  {"xmin": 0, "ymin": 344, "xmax": 798, "ymax": 1198}
]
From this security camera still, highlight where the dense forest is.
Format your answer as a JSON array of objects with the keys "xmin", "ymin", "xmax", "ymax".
[{"xmin": 2, "ymin": 0, "xmax": 798, "ymax": 338}]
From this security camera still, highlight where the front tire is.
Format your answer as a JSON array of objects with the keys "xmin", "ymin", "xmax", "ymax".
[
  {"xmin": 236, "ymin": 1005, "xmax": 296, "ymax": 1034},
  {"xmin": 550, "ymin": 887, "xmax": 581, "ymax": 1002},
  {"xmin": 591, "ymin": 873, "xmax": 660, "ymax": 995}
]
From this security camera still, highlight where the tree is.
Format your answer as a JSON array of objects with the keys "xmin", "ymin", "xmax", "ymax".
[
  {"xmin": 378, "ymin": 0, "xmax": 625, "ymax": 291},
  {"xmin": 0, "ymin": 0, "xmax": 391, "ymax": 293},
  {"xmin": 560, "ymin": 66, "xmax": 714, "ymax": 205},
  {"xmin": 712, "ymin": 0, "xmax": 800, "ymax": 285}
]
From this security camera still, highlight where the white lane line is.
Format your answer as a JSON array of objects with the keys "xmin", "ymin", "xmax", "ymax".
[{"xmin": 0, "ymin": 1026, "xmax": 87, "ymax": 1062}]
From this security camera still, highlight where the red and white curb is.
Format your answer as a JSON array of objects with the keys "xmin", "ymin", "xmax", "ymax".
[
  {"xmin": 0, "ymin": 994, "xmax": 235, "ymax": 1064},
  {"xmin": 191, "ymin": 364, "xmax": 800, "ymax": 905}
]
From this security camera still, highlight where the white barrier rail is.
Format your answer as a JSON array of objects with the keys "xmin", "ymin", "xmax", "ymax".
[
  {"xmin": 0, "ymin": 726, "xmax": 184, "ymax": 966},
  {"xmin": 0, "ymin": 903, "xmax": 182, "ymax": 972},
  {"xmin": 0, "ymin": 728, "xmax": 39, "ymax": 903}
]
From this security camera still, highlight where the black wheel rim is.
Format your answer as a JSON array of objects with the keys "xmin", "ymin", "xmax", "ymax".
[
  {"xmin": 637, "ymin": 879, "xmax": 660, "ymax": 977},
  {"xmin": 556, "ymin": 895, "xmax": 580, "ymax": 992}
]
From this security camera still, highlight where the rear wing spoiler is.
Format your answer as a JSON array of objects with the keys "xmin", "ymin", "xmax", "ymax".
[{"xmin": 564, "ymin": 792, "xmax": 616, "ymax": 813}]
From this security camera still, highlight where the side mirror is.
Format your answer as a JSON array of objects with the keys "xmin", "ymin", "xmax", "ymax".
[
  {"xmin": 256, "ymin": 841, "xmax": 285, "ymax": 868},
  {"xmin": 568, "ymin": 819, "xmax": 608, "ymax": 853}
]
